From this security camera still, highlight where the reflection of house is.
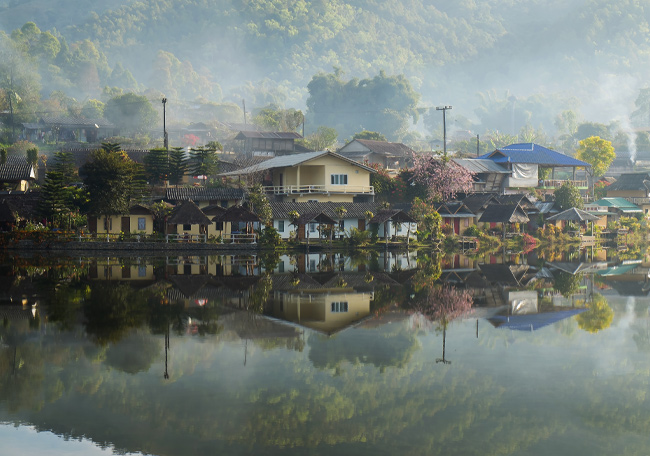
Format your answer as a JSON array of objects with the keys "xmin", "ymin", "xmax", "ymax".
[
  {"xmin": 338, "ymin": 139, "xmax": 414, "ymax": 171},
  {"xmin": 219, "ymin": 151, "xmax": 375, "ymax": 203},
  {"xmin": 89, "ymin": 258, "xmax": 155, "ymax": 282},
  {"xmin": 477, "ymin": 143, "xmax": 590, "ymax": 191},
  {"xmin": 0, "ymin": 156, "xmax": 36, "ymax": 191},
  {"xmin": 88, "ymin": 204, "xmax": 154, "ymax": 235},
  {"xmin": 268, "ymin": 273, "xmax": 373, "ymax": 334}
]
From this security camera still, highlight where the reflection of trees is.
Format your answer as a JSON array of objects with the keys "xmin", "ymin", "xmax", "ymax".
[
  {"xmin": 576, "ymin": 294, "xmax": 614, "ymax": 333},
  {"xmin": 83, "ymin": 282, "xmax": 150, "ymax": 345},
  {"xmin": 553, "ymin": 270, "xmax": 583, "ymax": 297},
  {"xmin": 104, "ymin": 331, "xmax": 162, "ymax": 374},
  {"xmin": 307, "ymin": 323, "xmax": 419, "ymax": 371}
]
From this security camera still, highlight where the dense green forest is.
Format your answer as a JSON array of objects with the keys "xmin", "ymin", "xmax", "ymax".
[{"xmin": 1, "ymin": 0, "xmax": 650, "ymax": 142}]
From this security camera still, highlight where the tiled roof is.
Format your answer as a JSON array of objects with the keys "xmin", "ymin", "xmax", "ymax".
[
  {"xmin": 545, "ymin": 207, "xmax": 600, "ymax": 222},
  {"xmin": 478, "ymin": 143, "xmax": 590, "ymax": 167},
  {"xmin": 458, "ymin": 193, "xmax": 499, "ymax": 213},
  {"xmin": 165, "ymin": 187, "xmax": 246, "ymax": 202},
  {"xmin": 478, "ymin": 204, "xmax": 529, "ymax": 223},
  {"xmin": 167, "ymin": 200, "xmax": 213, "ymax": 225},
  {"xmin": 0, "ymin": 156, "xmax": 35, "ymax": 181},
  {"xmin": 452, "ymin": 158, "xmax": 511, "ymax": 174},
  {"xmin": 270, "ymin": 202, "xmax": 380, "ymax": 220},
  {"xmin": 368, "ymin": 210, "xmax": 416, "ymax": 224},
  {"xmin": 340, "ymin": 139, "xmax": 414, "ymax": 157},
  {"xmin": 218, "ymin": 151, "xmax": 375, "ymax": 176},
  {"xmin": 607, "ymin": 173, "xmax": 650, "ymax": 192},
  {"xmin": 497, "ymin": 193, "xmax": 537, "ymax": 209}
]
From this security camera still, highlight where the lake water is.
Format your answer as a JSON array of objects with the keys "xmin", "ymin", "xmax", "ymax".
[{"xmin": 1, "ymin": 248, "xmax": 650, "ymax": 455}]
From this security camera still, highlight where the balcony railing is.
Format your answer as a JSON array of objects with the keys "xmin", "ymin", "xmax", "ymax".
[
  {"xmin": 539, "ymin": 179, "xmax": 588, "ymax": 189},
  {"xmin": 261, "ymin": 184, "xmax": 374, "ymax": 195}
]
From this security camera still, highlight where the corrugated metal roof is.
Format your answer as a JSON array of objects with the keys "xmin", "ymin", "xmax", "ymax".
[
  {"xmin": 592, "ymin": 197, "xmax": 642, "ymax": 212},
  {"xmin": 234, "ymin": 131, "xmax": 302, "ymax": 139},
  {"xmin": 452, "ymin": 158, "xmax": 510, "ymax": 174},
  {"xmin": 545, "ymin": 207, "xmax": 600, "ymax": 222},
  {"xmin": 478, "ymin": 143, "xmax": 590, "ymax": 167},
  {"xmin": 218, "ymin": 151, "xmax": 375, "ymax": 176}
]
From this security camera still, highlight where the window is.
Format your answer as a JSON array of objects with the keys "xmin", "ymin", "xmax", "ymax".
[
  {"xmin": 215, "ymin": 222, "xmax": 224, "ymax": 231},
  {"xmin": 183, "ymin": 224, "xmax": 192, "ymax": 231},
  {"xmin": 278, "ymin": 261, "xmax": 285, "ymax": 273},
  {"xmin": 464, "ymin": 219, "xmax": 469, "ymax": 227},
  {"xmin": 339, "ymin": 220, "xmax": 345, "ymax": 231},
  {"xmin": 330, "ymin": 174, "xmax": 348, "ymax": 185},
  {"xmin": 221, "ymin": 200, "xmax": 228, "ymax": 208},
  {"xmin": 277, "ymin": 220, "xmax": 285, "ymax": 232},
  {"xmin": 138, "ymin": 266, "xmax": 147, "ymax": 277},
  {"xmin": 331, "ymin": 301, "xmax": 349, "ymax": 313},
  {"xmin": 138, "ymin": 217, "xmax": 146, "ymax": 231},
  {"xmin": 309, "ymin": 222, "xmax": 317, "ymax": 232}
]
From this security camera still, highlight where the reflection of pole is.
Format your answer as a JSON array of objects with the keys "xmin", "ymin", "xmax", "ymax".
[
  {"xmin": 476, "ymin": 319, "xmax": 479, "ymax": 338},
  {"xmin": 244, "ymin": 339, "xmax": 248, "ymax": 366},
  {"xmin": 436, "ymin": 325, "xmax": 452, "ymax": 365},
  {"xmin": 163, "ymin": 323, "xmax": 170, "ymax": 379}
]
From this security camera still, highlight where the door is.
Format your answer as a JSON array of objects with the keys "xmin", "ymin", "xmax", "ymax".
[
  {"xmin": 454, "ymin": 218, "xmax": 460, "ymax": 234},
  {"xmin": 358, "ymin": 219, "xmax": 366, "ymax": 231},
  {"xmin": 121, "ymin": 217, "xmax": 130, "ymax": 233},
  {"xmin": 89, "ymin": 217, "xmax": 97, "ymax": 233}
]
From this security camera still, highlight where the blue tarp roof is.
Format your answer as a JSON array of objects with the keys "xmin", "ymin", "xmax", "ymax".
[
  {"xmin": 478, "ymin": 143, "xmax": 590, "ymax": 167},
  {"xmin": 487, "ymin": 308, "xmax": 588, "ymax": 331}
]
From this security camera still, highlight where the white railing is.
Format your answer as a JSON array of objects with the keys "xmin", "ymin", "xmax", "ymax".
[
  {"xmin": 261, "ymin": 185, "xmax": 374, "ymax": 194},
  {"xmin": 539, "ymin": 179, "xmax": 588, "ymax": 188},
  {"xmin": 166, "ymin": 234, "xmax": 207, "ymax": 243},
  {"xmin": 222, "ymin": 233, "xmax": 257, "ymax": 244}
]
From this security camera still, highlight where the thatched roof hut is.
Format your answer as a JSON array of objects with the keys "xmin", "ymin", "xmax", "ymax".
[{"xmin": 167, "ymin": 200, "xmax": 212, "ymax": 226}]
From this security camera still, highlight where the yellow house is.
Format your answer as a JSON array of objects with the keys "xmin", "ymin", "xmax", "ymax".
[
  {"xmin": 166, "ymin": 200, "xmax": 213, "ymax": 236},
  {"xmin": 90, "ymin": 204, "xmax": 154, "ymax": 235},
  {"xmin": 606, "ymin": 173, "xmax": 650, "ymax": 214},
  {"xmin": 218, "ymin": 151, "xmax": 375, "ymax": 203}
]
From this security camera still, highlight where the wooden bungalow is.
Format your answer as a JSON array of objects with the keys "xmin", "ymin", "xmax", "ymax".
[
  {"xmin": 0, "ymin": 156, "xmax": 36, "ymax": 191},
  {"xmin": 212, "ymin": 205, "xmax": 260, "ymax": 243},
  {"xmin": 477, "ymin": 204, "xmax": 529, "ymax": 237},
  {"xmin": 202, "ymin": 204, "xmax": 228, "ymax": 238},
  {"xmin": 167, "ymin": 200, "xmax": 212, "ymax": 239},
  {"xmin": 434, "ymin": 202, "xmax": 476, "ymax": 235},
  {"xmin": 369, "ymin": 210, "xmax": 417, "ymax": 244},
  {"xmin": 291, "ymin": 211, "xmax": 337, "ymax": 244},
  {"xmin": 545, "ymin": 207, "xmax": 603, "ymax": 231}
]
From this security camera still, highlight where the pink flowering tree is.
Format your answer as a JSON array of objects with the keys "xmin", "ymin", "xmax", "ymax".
[
  {"xmin": 412, "ymin": 284, "xmax": 473, "ymax": 326},
  {"xmin": 411, "ymin": 152, "xmax": 475, "ymax": 202}
]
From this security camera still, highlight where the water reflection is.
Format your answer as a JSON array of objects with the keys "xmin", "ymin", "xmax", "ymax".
[{"xmin": 1, "ymin": 248, "xmax": 650, "ymax": 454}]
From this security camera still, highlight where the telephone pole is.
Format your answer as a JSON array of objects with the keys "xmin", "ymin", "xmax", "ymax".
[
  {"xmin": 162, "ymin": 98, "xmax": 168, "ymax": 150},
  {"xmin": 436, "ymin": 105, "xmax": 452, "ymax": 156}
]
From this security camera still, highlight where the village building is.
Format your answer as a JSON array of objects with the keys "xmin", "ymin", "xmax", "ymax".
[
  {"xmin": 585, "ymin": 197, "xmax": 643, "ymax": 221},
  {"xmin": 477, "ymin": 204, "xmax": 530, "ymax": 236},
  {"xmin": 219, "ymin": 150, "xmax": 376, "ymax": 203},
  {"xmin": 338, "ymin": 139, "xmax": 415, "ymax": 172},
  {"xmin": 545, "ymin": 207, "xmax": 604, "ymax": 230},
  {"xmin": 434, "ymin": 202, "xmax": 476, "ymax": 235},
  {"xmin": 605, "ymin": 172, "xmax": 650, "ymax": 212},
  {"xmin": 22, "ymin": 115, "xmax": 116, "ymax": 144},
  {"xmin": 0, "ymin": 156, "xmax": 36, "ymax": 191},
  {"xmin": 88, "ymin": 204, "xmax": 155, "ymax": 235},
  {"xmin": 234, "ymin": 131, "xmax": 303, "ymax": 157},
  {"xmin": 476, "ymin": 143, "xmax": 590, "ymax": 193},
  {"xmin": 452, "ymin": 158, "xmax": 511, "ymax": 192},
  {"xmin": 164, "ymin": 187, "xmax": 246, "ymax": 209}
]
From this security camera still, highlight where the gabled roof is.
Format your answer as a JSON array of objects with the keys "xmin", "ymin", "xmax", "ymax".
[
  {"xmin": 292, "ymin": 212, "xmax": 336, "ymax": 226},
  {"xmin": 434, "ymin": 202, "xmax": 475, "ymax": 217},
  {"xmin": 218, "ymin": 151, "xmax": 375, "ymax": 177},
  {"xmin": 458, "ymin": 193, "xmax": 499, "ymax": 213},
  {"xmin": 452, "ymin": 158, "xmax": 511, "ymax": 174},
  {"xmin": 213, "ymin": 205, "xmax": 260, "ymax": 223},
  {"xmin": 478, "ymin": 204, "xmax": 529, "ymax": 223},
  {"xmin": 165, "ymin": 187, "xmax": 246, "ymax": 202},
  {"xmin": 167, "ymin": 200, "xmax": 212, "ymax": 225},
  {"xmin": 478, "ymin": 143, "xmax": 590, "ymax": 167},
  {"xmin": 339, "ymin": 139, "xmax": 414, "ymax": 157},
  {"xmin": 607, "ymin": 172, "xmax": 650, "ymax": 192},
  {"xmin": 497, "ymin": 193, "xmax": 537, "ymax": 210},
  {"xmin": 368, "ymin": 209, "xmax": 416, "ymax": 224},
  {"xmin": 592, "ymin": 198, "xmax": 642, "ymax": 213},
  {"xmin": 39, "ymin": 115, "xmax": 114, "ymax": 129},
  {"xmin": 234, "ymin": 131, "xmax": 302, "ymax": 140},
  {"xmin": 0, "ymin": 156, "xmax": 35, "ymax": 182},
  {"xmin": 270, "ymin": 202, "xmax": 380, "ymax": 220},
  {"xmin": 546, "ymin": 207, "xmax": 600, "ymax": 222}
]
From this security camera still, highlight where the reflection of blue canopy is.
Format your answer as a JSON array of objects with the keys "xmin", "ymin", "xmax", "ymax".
[
  {"xmin": 487, "ymin": 309, "xmax": 588, "ymax": 331},
  {"xmin": 596, "ymin": 263, "xmax": 639, "ymax": 277}
]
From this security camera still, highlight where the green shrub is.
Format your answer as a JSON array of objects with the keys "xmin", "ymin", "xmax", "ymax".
[{"xmin": 463, "ymin": 225, "xmax": 481, "ymax": 237}]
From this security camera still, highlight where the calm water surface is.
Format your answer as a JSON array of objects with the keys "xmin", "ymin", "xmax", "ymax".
[{"xmin": 1, "ymin": 249, "xmax": 650, "ymax": 455}]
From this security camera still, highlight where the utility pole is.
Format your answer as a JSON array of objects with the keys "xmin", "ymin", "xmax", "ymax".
[
  {"xmin": 242, "ymin": 99, "xmax": 247, "ymax": 126},
  {"xmin": 162, "ymin": 98, "xmax": 168, "ymax": 151},
  {"xmin": 436, "ymin": 105, "xmax": 452, "ymax": 156},
  {"xmin": 476, "ymin": 134, "xmax": 480, "ymax": 157}
]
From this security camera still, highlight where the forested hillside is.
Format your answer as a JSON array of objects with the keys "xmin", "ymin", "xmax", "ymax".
[{"xmin": 1, "ymin": 0, "xmax": 650, "ymax": 139}]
